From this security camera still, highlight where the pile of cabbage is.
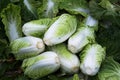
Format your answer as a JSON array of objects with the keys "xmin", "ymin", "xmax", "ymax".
[
  {"xmin": 8, "ymin": 12, "xmax": 106, "ymax": 79},
  {"xmin": 9, "ymin": 13, "xmax": 105, "ymax": 79},
  {"xmin": 1, "ymin": 0, "xmax": 120, "ymax": 80}
]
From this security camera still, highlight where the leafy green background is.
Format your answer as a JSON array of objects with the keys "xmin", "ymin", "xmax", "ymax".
[{"xmin": 0, "ymin": 0, "xmax": 120, "ymax": 80}]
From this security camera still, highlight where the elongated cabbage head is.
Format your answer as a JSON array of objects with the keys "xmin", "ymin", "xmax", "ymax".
[
  {"xmin": 22, "ymin": 51, "xmax": 60, "ymax": 79},
  {"xmin": 22, "ymin": 18, "xmax": 52, "ymax": 37},
  {"xmin": 43, "ymin": 14, "xmax": 77, "ymax": 46},
  {"xmin": 80, "ymin": 44, "xmax": 106, "ymax": 76},
  {"xmin": 10, "ymin": 36, "xmax": 45, "ymax": 60},
  {"xmin": 50, "ymin": 43, "xmax": 80, "ymax": 74},
  {"xmin": 68, "ymin": 24, "xmax": 95, "ymax": 53}
]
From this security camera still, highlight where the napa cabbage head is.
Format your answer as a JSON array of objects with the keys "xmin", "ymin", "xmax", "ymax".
[
  {"xmin": 10, "ymin": 36, "xmax": 45, "ymax": 60},
  {"xmin": 43, "ymin": 14, "xmax": 77, "ymax": 46},
  {"xmin": 22, "ymin": 51, "xmax": 60, "ymax": 79},
  {"xmin": 80, "ymin": 44, "xmax": 106, "ymax": 76}
]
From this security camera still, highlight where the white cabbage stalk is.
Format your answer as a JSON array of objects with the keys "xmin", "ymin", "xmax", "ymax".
[
  {"xmin": 43, "ymin": 14, "xmax": 77, "ymax": 46},
  {"xmin": 22, "ymin": 51, "xmax": 60, "ymax": 79},
  {"xmin": 50, "ymin": 44, "xmax": 80, "ymax": 74},
  {"xmin": 37, "ymin": 0, "xmax": 59, "ymax": 18},
  {"xmin": 84, "ymin": 15, "xmax": 98, "ymax": 31},
  {"xmin": 10, "ymin": 36, "xmax": 45, "ymax": 60},
  {"xmin": 80, "ymin": 44, "xmax": 106, "ymax": 76},
  {"xmin": 23, "ymin": 0, "xmax": 36, "ymax": 17},
  {"xmin": 45, "ymin": 0, "xmax": 54, "ymax": 17},
  {"xmin": 23, "ymin": 0, "xmax": 41, "ymax": 18},
  {"xmin": 68, "ymin": 25, "xmax": 95, "ymax": 53},
  {"xmin": 22, "ymin": 19, "xmax": 51, "ymax": 37}
]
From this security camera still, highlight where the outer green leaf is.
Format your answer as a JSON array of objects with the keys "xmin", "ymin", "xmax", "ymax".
[
  {"xmin": 59, "ymin": 0, "xmax": 89, "ymax": 17},
  {"xmin": 23, "ymin": 0, "xmax": 41, "ymax": 18},
  {"xmin": 97, "ymin": 57, "xmax": 120, "ymax": 80},
  {"xmin": 22, "ymin": 51, "xmax": 60, "ymax": 79},
  {"xmin": 50, "ymin": 43, "xmax": 80, "ymax": 74},
  {"xmin": 89, "ymin": 0, "xmax": 105, "ymax": 19},
  {"xmin": 68, "ymin": 24, "xmax": 95, "ymax": 53},
  {"xmin": 89, "ymin": 0, "xmax": 120, "ymax": 26},
  {"xmin": 73, "ymin": 74, "xmax": 80, "ymax": 80},
  {"xmin": 1, "ymin": 4, "xmax": 22, "ymax": 42},
  {"xmin": 43, "ymin": 14, "xmax": 77, "ymax": 46},
  {"xmin": 96, "ymin": 25, "xmax": 120, "ymax": 60},
  {"xmin": 10, "ymin": 36, "xmax": 45, "ymax": 60},
  {"xmin": 80, "ymin": 44, "xmax": 106, "ymax": 76},
  {"xmin": 0, "ymin": 0, "xmax": 10, "ymax": 13},
  {"xmin": 99, "ymin": 0, "xmax": 115, "ymax": 11},
  {"xmin": 38, "ymin": 0, "xmax": 59, "ymax": 18},
  {"xmin": 22, "ymin": 18, "xmax": 52, "ymax": 38}
]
